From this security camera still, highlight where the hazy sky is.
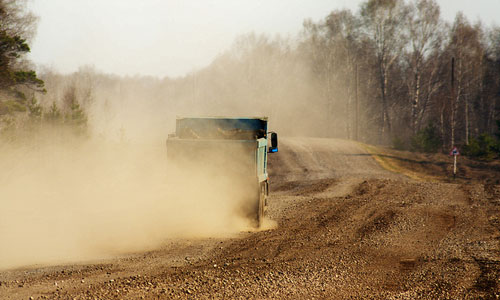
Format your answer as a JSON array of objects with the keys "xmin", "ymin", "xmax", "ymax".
[{"xmin": 28, "ymin": 0, "xmax": 500, "ymax": 78}]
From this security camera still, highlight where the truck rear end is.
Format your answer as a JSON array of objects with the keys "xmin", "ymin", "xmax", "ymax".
[{"xmin": 166, "ymin": 117, "xmax": 277, "ymax": 227}]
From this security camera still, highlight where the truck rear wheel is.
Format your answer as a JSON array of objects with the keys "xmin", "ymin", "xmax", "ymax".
[{"xmin": 257, "ymin": 182, "xmax": 266, "ymax": 227}]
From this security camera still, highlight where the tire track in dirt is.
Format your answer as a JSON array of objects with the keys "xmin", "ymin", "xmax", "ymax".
[{"xmin": 1, "ymin": 138, "xmax": 499, "ymax": 299}]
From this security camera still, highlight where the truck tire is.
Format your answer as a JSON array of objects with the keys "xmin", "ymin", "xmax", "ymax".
[{"xmin": 257, "ymin": 182, "xmax": 266, "ymax": 227}]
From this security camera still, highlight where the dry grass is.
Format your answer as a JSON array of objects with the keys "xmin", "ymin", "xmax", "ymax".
[{"xmin": 359, "ymin": 142, "xmax": 500, "ymax": 184}]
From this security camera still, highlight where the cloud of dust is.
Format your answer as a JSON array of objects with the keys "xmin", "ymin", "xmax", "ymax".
[
  {"xmin": 0, "ymin": 126, "xmax": 256, "ymax": 270},
  {"xmin": 3, "ymin": 31, "xmax": 347, "ymax": 270}
]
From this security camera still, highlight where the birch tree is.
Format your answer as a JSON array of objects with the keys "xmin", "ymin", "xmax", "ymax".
[
  {"xmin": 404, "ymin": 0, "xmax": 443, "ymax": 134},
  {"xmin": 325, "ymin": 10, "xmax": 362, "ymax": 139},
  {"xmin": 360, "ymin": 0, "xmax": 408, "ymax": 141},
  {"xmin": 447, "ymin": 14, "xmax": 483, "ymax": 146}
]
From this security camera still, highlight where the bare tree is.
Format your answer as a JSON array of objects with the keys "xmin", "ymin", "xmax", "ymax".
[
  {"xmin": 447, "ymin": 13, "xmax": 484, "ymax": 146},
  {"xmin": 301, "ymin": 20, "xmax": 341, "ymax": 136},
  {"xmin": 483, "ymin": 26, "xmax": 500, "ymax": 134},
  {"xmin": 0, "ymin": 0, "xmax": 37, "ymax": 39},
  {"xmin": 325, "ymin": 10, "xmax": 362, "ymax": 139},
  {"xmin": 360, "ymin": 0, "xmax": 409, "ymax": 142},
  {"xmin": 404, "ymin": 0, "xmax": 444, "ymax": 134}
]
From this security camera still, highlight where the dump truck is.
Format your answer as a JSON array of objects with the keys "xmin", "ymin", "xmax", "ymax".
[{"xmin": 166, "ymin": 117, "xmax": 278, "ymax": 227}]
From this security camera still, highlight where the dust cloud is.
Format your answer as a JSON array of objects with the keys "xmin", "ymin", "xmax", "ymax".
[
  {"xmin": 0, "ymin": 126, "xmax": 255, "ymax": 270},
  {"xmin": 0, "ymin": 34, "xmax": 329, "ymax": 271}
]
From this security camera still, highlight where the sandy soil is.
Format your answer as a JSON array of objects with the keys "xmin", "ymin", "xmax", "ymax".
[{"xmin": 1, "ymin": 137, "xmax": 499, "ymax": 299}]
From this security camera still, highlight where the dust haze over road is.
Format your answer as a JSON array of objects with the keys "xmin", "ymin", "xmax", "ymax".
[
  {"xmin": 2, "ymin": 137, "xmax": 499, "ymax": 299},
  {"xmin": 0, "ymin": 130, "xmax": 256, "ymax": 270}
]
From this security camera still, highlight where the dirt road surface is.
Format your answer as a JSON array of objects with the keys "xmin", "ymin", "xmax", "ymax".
[{"xmin": 1, "ymin": 137, "xmax": 500, "ymax": 299}]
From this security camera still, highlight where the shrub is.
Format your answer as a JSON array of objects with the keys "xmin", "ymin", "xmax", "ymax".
[
  {"xmin": 45, "ymin": 101, "xmax": 62, "ymax": 122},
  {"xmin": 463, "ymin": 134, "xmax": 499, "ymax": 159},
  {"xmin": 410, "ymin": 123, "xmax": 442, "ymax": 153},
  {"xmin": 392, "ymin": 136, "xmax": 407, "ymax": 150}
]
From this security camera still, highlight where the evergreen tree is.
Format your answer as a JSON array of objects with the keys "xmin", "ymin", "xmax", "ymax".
[
  {"xmin": 45, "ymin": 101, "xmax": 61, "ymax": 122},
  {"xmin": 0, "ymin": 0, "xmax": 44, "ymax": 114},
  {"xmin": 26, "ymin": 96, "xmax": 41, "ymax": 119}
]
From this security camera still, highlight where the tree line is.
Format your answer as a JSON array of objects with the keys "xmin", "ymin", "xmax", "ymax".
[
  {"xmin": 1, "ymin": 0, "xmax": 499, "ymax": 158},
  {"xmin": 300, "ymin": 0, "xmax": 500, "ymax": 157}
]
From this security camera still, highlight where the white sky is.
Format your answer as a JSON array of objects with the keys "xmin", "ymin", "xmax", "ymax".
[{"xmin": 28, "ymin": 0, "xmax": 500, "ymax": 78}]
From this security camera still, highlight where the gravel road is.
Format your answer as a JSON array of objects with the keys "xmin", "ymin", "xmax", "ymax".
[{"xmin": 1, "ymin": 137, "xmax": 499, "ymax": 299}]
